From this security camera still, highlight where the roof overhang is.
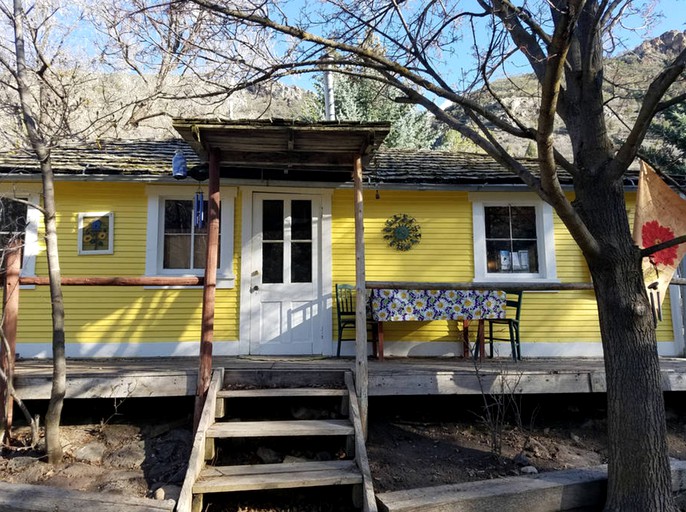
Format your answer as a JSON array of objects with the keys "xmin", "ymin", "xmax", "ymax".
[{"xmin": 172, "ymin": 118, "xmax": 391, "ymax": 179}]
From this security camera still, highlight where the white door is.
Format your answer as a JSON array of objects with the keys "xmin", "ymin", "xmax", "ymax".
[{"xmin": 249, "ymin": 193, "xmax": 323, "ymax": 355}]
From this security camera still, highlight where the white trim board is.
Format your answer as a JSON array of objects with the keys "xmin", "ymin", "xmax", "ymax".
[{"xmin": 16, "ymin": 340, "xmax": 241, "ymax": 359}]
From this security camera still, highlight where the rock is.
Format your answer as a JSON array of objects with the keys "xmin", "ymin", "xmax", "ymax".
[
  {"xmin": 513, "ymin": 451, "xmax": 530, "ymax": 467},
  {"xmin": 256, "ymin": 446, "xmax": 282, "ymax": 464},
  {"xmin": 570, "ymin": 433, "xmax": 582, "ymax": 444},
  {"xmin": 519, "ymin": 465, "xmax": 538, "ymax": 475},
  {"xmin": 153, "ymin": 484, "xmax": 181, "ymax": 502},
  {"xmin": 524, "ymin": 437, "xmax": 550, "ymax": 459},
  {"xmin": 283, "ymin": 455, "xmax": 309, "ymax": 463},
  {"xmin": 104, "ymin": 440, "xmax": 146, "ymax": 468},
  {"xmin": 75, "ymin": 442, "xmax": 107, "ymax": 464}
]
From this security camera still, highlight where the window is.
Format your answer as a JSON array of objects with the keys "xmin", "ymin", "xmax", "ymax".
[
  {"xmin": 0, "ymin": 198, "xmax": 28, "ymax": 263},
  {"xmin": 146, "ymin": 186, "xmax": 235, "ymax": 288},
  {"xmin": 0, "ymin": 191, "xmax": 39, "ymax": 278},
  {"xmin": 471, "ymin": 193, "xmax": 557, "ymax": 281}
]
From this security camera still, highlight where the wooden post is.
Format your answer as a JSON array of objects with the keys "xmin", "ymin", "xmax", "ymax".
[
  {"xmin": 353, "ymin": 154, "xmax": 369, "ymax": 439},
  {"xmin": 1, "ymin": 241, "xmax": 21, "ymax": 437},
  {"xmin": 194, "ymin": 149, "xmax": 221, "ymax": 431}
]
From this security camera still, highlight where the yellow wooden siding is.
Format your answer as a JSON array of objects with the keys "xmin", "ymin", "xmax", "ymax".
[
  {"xmin": 14, "ymin": 181, "xmax": 241, "ymax": 346},
  {"xmin": 332, "ymin": 189, "xmax": 675, "ymax": 345}
]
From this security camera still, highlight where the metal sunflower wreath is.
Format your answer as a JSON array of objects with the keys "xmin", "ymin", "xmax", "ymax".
[{"xmin": 383, "ymin": 213, "xmax": 421, "ymax": 251}]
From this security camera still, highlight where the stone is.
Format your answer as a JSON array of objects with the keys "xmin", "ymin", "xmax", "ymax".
[
  {"xmin": 256, "ymin": 446, "xmax": 282, "ymax": 464},
  {"xmin": 519, "ymin": 465, "xmax": 538, "ymax": 475},
  {"xmin": 104, "ymin": 440, "xmax": 146, "ymax": 468},
  {"xmin": 283, "ymin": 455, "xmax": 309, "ymax": 463},
  {"xmin": 570, "ymin": 433, "xmax": 582, "ymax": 444},
  {"xmin": 7, "ymin": 456, "xmax": 37, "ymax": 471},
  {"xmin": 74, "ymin": 442, "xmax": 107, "ymax": 464},
  {"xmin": 513, "ymin": 451, "xmax": 530, "ymax": 467},
  {"xmin": 523, "ymin": 437, "xmax": 550, "ymax": 459},
  {"xmin": 153, "ymin": 484, "xmax": 181, "ymax": 502}
]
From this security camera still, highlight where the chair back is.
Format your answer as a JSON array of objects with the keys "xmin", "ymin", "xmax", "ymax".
[
  {"xmin": 506, "ymin": 291, "xmax": 523, "ymax": 321},
  {"xmin": 335, "ymin": 284, "xmax": 356, "ymax": 320}
]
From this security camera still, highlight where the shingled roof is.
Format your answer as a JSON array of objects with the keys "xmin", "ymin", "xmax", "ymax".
[{"xmin": 0, "ymin": 138, "xmax": 675, "ymax": 190}]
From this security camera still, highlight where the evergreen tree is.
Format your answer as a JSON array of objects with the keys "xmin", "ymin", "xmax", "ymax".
[{"xmin": 310, "ymin": 70, "xmax": 440, "ymax": 150}]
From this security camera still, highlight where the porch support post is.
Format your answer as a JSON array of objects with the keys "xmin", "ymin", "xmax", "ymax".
[
  {"xmin": 353, "ymin": 154, "xmax": 369, "ymax": 438},
  {"xmin": 194, "ymin": 148, "xmax": 221, "ymax": 431},
  {"xmin": 1, "ymin": 240, "xmax": 21, "ymax": 438}
]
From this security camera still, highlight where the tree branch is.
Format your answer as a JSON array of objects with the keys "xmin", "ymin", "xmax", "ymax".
[{"xmin": 641, "ymin": 234, "xmax": 686, "ymax": 258}]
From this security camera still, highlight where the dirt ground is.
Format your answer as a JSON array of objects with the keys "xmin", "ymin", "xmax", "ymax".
[{"xmin": 2, "ymin": 394, "xmax": 686, "ymax": 510}]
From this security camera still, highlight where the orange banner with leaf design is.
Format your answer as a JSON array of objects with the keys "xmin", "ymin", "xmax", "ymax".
[{"xmin": 632, "ymin": 161, "xmax": 686, "ymax": 312}]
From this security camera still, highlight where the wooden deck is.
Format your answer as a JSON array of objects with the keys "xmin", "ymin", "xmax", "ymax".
[{"xmin": 12, "ymin": 356, "xmax": 686, "ymax": 400}]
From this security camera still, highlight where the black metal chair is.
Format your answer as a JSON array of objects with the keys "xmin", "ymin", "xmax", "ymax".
[
  {"xmin": 335, "ymin": 284, "xmax": 379, "ymax": 358},
  {"xmin": 486, "ymin": 291, "xmax": 523, "ymax": 361}
]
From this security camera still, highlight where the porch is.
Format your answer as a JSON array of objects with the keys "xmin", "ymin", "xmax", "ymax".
[{"xmin": 12, "ymin": 356, "xmax": 686, "ymax": 401}]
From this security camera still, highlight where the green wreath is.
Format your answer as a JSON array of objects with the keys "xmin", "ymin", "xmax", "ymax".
[{"xmin": 383, "ymin": 214, "xmax": 421, "ymax": 251}]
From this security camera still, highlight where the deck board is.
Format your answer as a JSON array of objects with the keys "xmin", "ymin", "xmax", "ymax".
[{"xmin": 11, "ymin": 356, "xmax": 686, "ymax": 400}]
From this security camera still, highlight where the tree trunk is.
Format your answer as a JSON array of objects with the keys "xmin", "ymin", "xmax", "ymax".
[
  {"xmin": 12, "ymin": 0, "xmax": 66, "ymax": 465},
  {"xmin": 577, "ymin": 179, "xmax": 677, "ymax": 511},
  {"xmin": 41, "ymin": 162, "xmax": 66, "ymax": 464}
]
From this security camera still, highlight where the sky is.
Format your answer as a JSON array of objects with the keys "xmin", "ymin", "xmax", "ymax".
[{"xmin": 281, "ymin": 0, "xmax": 686, "ymax": 93}]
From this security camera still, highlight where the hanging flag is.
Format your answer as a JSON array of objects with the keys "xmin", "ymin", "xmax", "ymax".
[{"xmin": 632, "ymin": 161, "xmax": 686, "ymax": 321}]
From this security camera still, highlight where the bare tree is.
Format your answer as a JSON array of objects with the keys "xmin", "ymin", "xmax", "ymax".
[
  {"xmin": 159, "ymin": 0, "xmax": 685, "ymax": 509},
  {"xmin": 0, "ymin": 0, "xmax": 91, "ymax": 463}
]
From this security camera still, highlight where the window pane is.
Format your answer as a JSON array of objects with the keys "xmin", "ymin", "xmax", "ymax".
[
  {"xmin": 292, "ymin": 200, "xmax": 312, "ymax": 241},
  {"xmin": 486, "ymin": 240, "xmax": 512, "ymax": 272},
  {"xmin": 165, "ymin": 200, "xmax": 192, "ymax": 233},
  {"xmin": 512, "ymin": 240, "xmax": 539, "ymax": 273},
  {"xmin": 193, "ymin": 233, "xmax": 222, "ymax": 269},
  {"xmin": 263, "ymin": 242, "xmax": 284, "ymax": 283},
  {"xmin": 291, "ymin": 242, "xmax": 312, "ymax": 283},
  {"xmin": 0, "ymin": 199, "xmax": 27, "ymax": 265},
  {"xmin": 164, "ymin": 234, "xmax": 192, "ymax": 268},
  {"xmin": 263, "ymin": 200, "xmax": 284, "ymax": 241},
  {"xmin": 484, "ymin": 207, "xmax": 510, "ymax": 238},
  {"xmin": 510, "ymin": 207, "xmax": 537, "ymax": 238}
]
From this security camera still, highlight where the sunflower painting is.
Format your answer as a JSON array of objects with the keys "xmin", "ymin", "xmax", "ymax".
[{"xmin": 78, "ymin": 212, "xmax": 113, "ymax": 254}]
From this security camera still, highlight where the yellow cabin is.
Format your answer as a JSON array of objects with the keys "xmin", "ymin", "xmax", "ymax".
[{"xmin": 0, "ymin": 120, "xmax": 682, "ymax": 359}]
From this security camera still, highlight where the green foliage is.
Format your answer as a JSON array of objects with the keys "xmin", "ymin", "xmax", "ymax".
[
  {"xmin": 438, "ymin": 130, "xmax": 484, "ymax": 153},
  {"xmin": 644, "ymin": 103, "xmax": 686, "ymax": 175},
  {"xmin": 310, "ymin": 70, "xmax": 440, "ymax": 150}
]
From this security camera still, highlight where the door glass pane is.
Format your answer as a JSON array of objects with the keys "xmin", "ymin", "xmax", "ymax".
[
  {"xmin": 263, "ymin": 200, "xmax": 284, "ymax": 241},
  {"xmin": 292, "ymin": 200, "xmax": 312, "ymax": 240},
  {"xmin": 291, "ymin": 242, "xmax": 312, "ymax": 283},
  {"xmin": 263, "ymin": 242, "xmax": 284, "ymax": 283}
]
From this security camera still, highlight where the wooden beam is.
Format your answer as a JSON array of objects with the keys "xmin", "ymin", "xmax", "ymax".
[
  {"xmin": 366, "ymin": 281, "xmax": 596, "ymax": 291},
  {"xmin": 353, "ymin": 154, "xmax": 369, "ymax": 439},
  {"xmin": 194, "ymin": 149, "xmax": 221, "ymax": 431},
  {"xmin": 219, "ymin": 150, "xmax": 357, "ymax": 168},
  {"xmin": 1, "ymin": 241, "xmax": 21, "ymax": 437},
  {"xmin": 19, "ymin": 276, "xmax": 204, "ymax": 286}
]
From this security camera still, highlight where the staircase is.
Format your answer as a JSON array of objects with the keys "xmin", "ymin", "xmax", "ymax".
[{"xmin": 178, "ymin": 369, "xmax": 376, "ymax": 512}]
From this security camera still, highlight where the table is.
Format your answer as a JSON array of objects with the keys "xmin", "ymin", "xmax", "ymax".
[{"xmin": 368, "ymin": 288, "xmax": 507, "ymax": 360}]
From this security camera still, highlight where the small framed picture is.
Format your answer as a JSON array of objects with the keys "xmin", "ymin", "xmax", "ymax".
[{"xmin": 78, "ymin": 212, "xmax": 113, "ymax": 255}]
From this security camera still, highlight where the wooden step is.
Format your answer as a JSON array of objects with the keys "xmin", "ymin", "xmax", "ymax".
[
  {"xmin": 207, "ymin": 419, "xmax": 354, "ymax": 438},
  {"xmin": 218, "ymin": 387, "xmax": 348, "ymax": 398},
  {"xmin": 193, "ymin": 460, "xmax": 362, "ymax": 493}
]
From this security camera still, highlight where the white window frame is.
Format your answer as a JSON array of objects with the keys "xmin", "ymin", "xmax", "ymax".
[
  {"xmin": 77, "ymin": 211, "xmax": 114, "ymax": 255},
  {"xmin": 470, "ymin": 192, "xmax": 558, "ymax": 282},
  {"xmin": 145, "ymin": 185, "xmax": 236, "ymax": 288},
  {"xmin": 0, "ymin": 186, "xmax": 40, "ymax": 282}
]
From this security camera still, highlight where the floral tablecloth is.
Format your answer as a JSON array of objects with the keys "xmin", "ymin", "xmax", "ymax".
[{"xmin": 369, "ymin": 289, "xmax": 506, "ymax": 321}]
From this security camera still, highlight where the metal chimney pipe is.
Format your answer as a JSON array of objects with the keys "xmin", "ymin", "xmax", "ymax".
[{"xmin": 323, "ymin": 54, "xmax": 336, "ymax": 121}]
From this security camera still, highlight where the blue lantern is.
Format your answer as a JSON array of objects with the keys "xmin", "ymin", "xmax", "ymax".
[{"xmin": 172, "ymin": 150, "xmax": 188, "ymax": 179}]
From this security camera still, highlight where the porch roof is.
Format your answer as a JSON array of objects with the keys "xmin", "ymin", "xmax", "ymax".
[{"xmin": 172, "ymin": 118, "xmax": 392, "ymax": 180}]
